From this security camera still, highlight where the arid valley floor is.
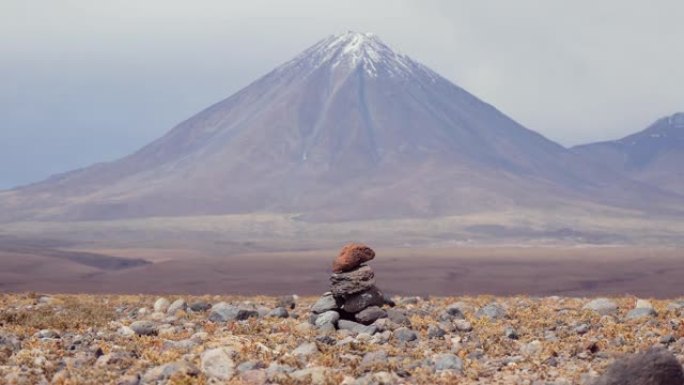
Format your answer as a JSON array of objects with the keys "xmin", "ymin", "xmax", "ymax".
[{"xmin": 1, "ymin": 245, "xmax": 683, "ymax": 298}]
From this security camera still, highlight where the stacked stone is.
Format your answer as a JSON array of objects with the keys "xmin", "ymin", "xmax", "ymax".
[{"xmin": 311, "ymin": 243, "xmax": 392, "ymax": 330}]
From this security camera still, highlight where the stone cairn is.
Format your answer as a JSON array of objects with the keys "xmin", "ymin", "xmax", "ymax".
[{"xmin": 310, "ymin": 243, "xmax": 394, "ymax": 331}]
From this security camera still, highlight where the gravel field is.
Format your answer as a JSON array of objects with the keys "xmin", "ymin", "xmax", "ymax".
[{"xmin": 1, "ymin": 293, "xmax": 683, "ymax": 384}]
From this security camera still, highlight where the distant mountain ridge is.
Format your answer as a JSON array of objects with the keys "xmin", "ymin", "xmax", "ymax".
[
  {"xmin": 573, "ymin": 112, "xmax": 684, "ymax": 197},
  {"xmin": 0, "ymin": 32, "xmax": 681, "ymax": 223}
]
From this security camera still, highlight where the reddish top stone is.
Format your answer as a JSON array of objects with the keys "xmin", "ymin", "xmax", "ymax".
[{"xmin": 332, "ymin": 243, "xmax": 375, "ymax": 273}]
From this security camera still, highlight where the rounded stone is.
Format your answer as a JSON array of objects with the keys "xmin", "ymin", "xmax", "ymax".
[
  {"xmin": 130, "ymin": 321, "xmax": 157, "ymax": 336},
  {"xmin": 153, "ymin": 297, "xmax": 170, "ymax": 313},
  {"xmin": 583, "ymin": 298, "xmax": 618, "ymax": 316},
  {"xmin": 355, "ymin": 306, "xmax": 387, "ymax": 325},
  {"xmin": 332, "ymin": 243, "xmax": 375, "ymax": 273},
  {"xmin": 200, "ymin": 347, "xmax": 236, "ymax": 380}
]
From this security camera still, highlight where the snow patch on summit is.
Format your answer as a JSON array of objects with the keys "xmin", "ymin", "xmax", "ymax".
[{"xmin": 279, "ymin": 31, "xmax": 438, "ymax": 80}]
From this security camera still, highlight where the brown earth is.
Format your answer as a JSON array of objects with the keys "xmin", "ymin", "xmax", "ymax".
[{"xmin": 1, "ymin": 243, "xmax": 682, "ymax": 298}]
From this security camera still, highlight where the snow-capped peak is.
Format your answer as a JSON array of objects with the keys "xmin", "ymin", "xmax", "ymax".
[
  {"xmin": 281, "ymin": 31, "xmax": 437, "ymax": 80},
  {"xmin": 668, "ymin": 112, "xmax": 684, "ymax": 128}
]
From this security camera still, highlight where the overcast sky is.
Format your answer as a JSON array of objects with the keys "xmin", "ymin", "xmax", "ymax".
[{"xmin": 1, "ymin": 1, "xmax": 682, "ymax": 189}]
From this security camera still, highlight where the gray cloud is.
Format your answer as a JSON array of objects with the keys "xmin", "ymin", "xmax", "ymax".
[{"xmin": 1, "ymin": 0, "xmax": 682, "ymax": 188}]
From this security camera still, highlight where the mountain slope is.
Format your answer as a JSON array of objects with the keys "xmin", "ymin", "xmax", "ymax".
[
  {"xmin": 573, "ymin": 113, "xmax": 684, "ymax": 196},
  {"xmin": 0, "ymin": 32, "xmax": 679, "ymax": 222}
]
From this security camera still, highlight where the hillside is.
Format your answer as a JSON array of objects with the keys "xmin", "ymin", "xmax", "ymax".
[{"xmin": 573, "ymin": 113, "xmax": 684, "ymax": 197}]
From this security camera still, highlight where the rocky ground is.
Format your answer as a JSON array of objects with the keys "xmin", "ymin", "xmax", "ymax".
[{"xmin": 0, "ymin": 293, "xmax": 683, "ymax": 385}]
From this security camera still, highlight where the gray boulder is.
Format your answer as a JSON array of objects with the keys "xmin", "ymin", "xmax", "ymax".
[
  {"xmin": 142, "ymin": 360, "xmax": 199, "ymax": 384},
  {"xmin": 200, "ymin": 347, "xmax": 236, "ymax": 381},
  {"xmin": 276, "ymin": 295, "xmax": 297, "ymax": 310},
  {"xmin": 330, "ymin": 265, "xmax": 375, "ymax": 297},
  {"xmin": 339, "ymin": 286, "xmax": 385, "ymax": 313},
  {"xmin": 338, "ymin": 319, "xmax": 377, "ymax": 335},
  {"xmin": 189, "ymin": 301, "xmax": 211, "ymax": 312},
  {"xmin": 476, "ymin": 303, "xmax": 506, "ymax": 320},
  {"xmin": 386, "ymin": 308, "xmax": 412, "ymax": 326},
  {"xmin": 130, "ymin": 321, "xmax": 157, "ymax": 336},
  {"xmin": 267, "ymin": 307, "xmax": 289, "ymax": 318},
  {"xmin": 314, "ymin": 310, "xmax": 340, "ymax": 327},
  {"xmin": 394, "ymin": 327, "xmax": 418, "ymax": 342},
  {"xmin": 361, "ymin": 350, "xmax": 388, "ymax": 368},
  {"xmin": 167, "ymin": 299, "xmax": 187, "ymax": 314},
  {"xmin": 292, "ymin": 342, "xmax": 319, "ymax": 358},
  {"xmin": 592, "ymin": 347, "xmax": 684, "ymax": 385},
  {"xmin": 626, "ymin": 307, "xmax": 657, "ymax": 320},
  {"xmin": 208, "ymin": 302, "xmax": 258, "ymax": 322},
  {"xmin": 355, "ymin": 306, "xmax": 387, "ymax": 325},
  {"xmin": 311, "ymin": 293, "xmax": 338, "ymax": 314},
  {"xmin": 427, "ymin": 325, "xmax": 446, "ymax": 339},
  {"xmin": 433, "ymin": 353, "xmax": 463, "ymax": 372},
  {"xmin": 583, "ymin": 298, "xmax": 618, "ymax": 315}
]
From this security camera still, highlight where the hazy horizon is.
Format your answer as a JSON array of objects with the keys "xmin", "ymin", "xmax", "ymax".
[{"xmin": 1, "ymin": 1, "xmax": 683, "ymax": 189}]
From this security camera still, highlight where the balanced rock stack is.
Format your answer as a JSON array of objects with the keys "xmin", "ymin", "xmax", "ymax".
[{"xmin": 311, "ymin": 243, "xmax": 393, "ymax": 330}]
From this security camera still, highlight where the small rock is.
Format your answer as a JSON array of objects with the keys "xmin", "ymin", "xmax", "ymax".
[
  {"xmin": 504, "ymin": 327, "xmax": 519, "ymax": 339},
  {"xmin": 394, "ymin": 327, "xmax": 418, "ymax": 342},
  {"xmin": 355, "ymin": 306, "xmax": 387, "ymax": 325},
  {"xmin": 398, "ymin": 297, "xmax": 419, "ymax": 306},
  {"xmin": 266, "ymin": 363, "xmax": 295, "ymax": 379},
  {"xmin": 442, "ymin": 304, "xmax": 466, "ymax": 320},
  {"xmin": 142, "ymin": 361, "xmax": 199, "ymax": 383},
  {"xmin": 290, "ymin": 367, "xmax": 329, "ymax": 385},
  {"xmin": 35, "ymin": 329, "xmax": 60, "ymax": 339},
  {"xmin": 201, "ymin": 347, "xmax": 236, "ymax": 380},
  {"xmin": 311, "ymin": 293, "xmax": 338, "ymax": 314},
  {"xmin": 660, "ymin": 335, "xmax": 676, "ymax": 345},
  {"xmin": 167, "ymin": 299, "xmax": 187, "ymax": 314},
  {"xmin": 209, "ymin": 302, "xmax": 258, "ymax": 322},
  {"xmin": 237, "ymin": 360, "xmax": 265, "ymax": 373},
  {"xmin": 476, "ymin": 303, "xmax": 506, "ymax": 320},
  {"xmin": 339, "ymin": 286, "xmax": 386, "ymax": 313},
  {"xmin": 635, "ymin": 299, "xmax": 653, "ymax": 309},
  {"xmin": 153, "ymin": 297, "xmax": 170, "ymax": 313},
  {"xmin": 453, "ymin": 319, "xmax": 473, "ymax": 332},
  {"xmin": 239, "ymin": 369, "xmax": 268, "ymax": 385},
  {"xmin": 276, "ymin": 295, "xmax": 297, "ymax": 310},
  {"xmin": 314, "ymin": 310, "xmax": 340, "ymax": 327},
  {"xmin": 267, "ymin": 307, "xmax": 289, "ymax": 318},
  {"xmin": 382, "ymin": 293, "xmax": 396, "ymax": 307},
  {"xmin": 583, "ymin": 298, "xmax": 618, "ymax": 315},
  {"xmin": 433, "ymin": 353, "xmax": 463, "ymax": 372},
  {"xmin": 522, "ymin": 340, "xmax": 542, "ymax": 356},
  {"xmin": 117, "ymin": 326, "xmax": 135, "ymax": 338},
  {"xmin": 130, "ymin": 321, "xmax": 157, "ymax": 336},
  {"xmin": 333, "ymin": 243, "xmax": 375, "ymax": 273},
  {"xmin": 330, "ymin": 265, "xmax": 376, "ymax": 297},
  {"xmin": 428, "ymin": 325, "xmax": 446, "ymax": 339},
  {"xmin": 626, "ymin": 307, "xmax": 657, "ymax": 320},
  {"xmin": 292, "ymin": 342, "xmax": 319, "ymax": 358},
  {"xmin": 189, "ymin": 301, "xmax": 211, "ymax": 312},
  {"xmin": 575, "ymin": 323, "xmax": 590, "ymax": 335},
  {"xmin": 338, "ymin": 319, "xmax": 377, "ymax": 335},
  {"xmin": 316, "ymin": 335, "xmax": 336, "ymax": 345},
  {"xmin": 361, "ymin": 350, "xmax": 388, "ymax": 367},
  {"xmin": 386, "ymin": 308, "xmax": 412, "ymax": 326}
]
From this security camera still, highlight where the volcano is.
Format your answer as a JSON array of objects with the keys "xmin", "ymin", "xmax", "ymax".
[{"xmin": 0, "ymin": 32, "xmax": 678, "ymax": 222}]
